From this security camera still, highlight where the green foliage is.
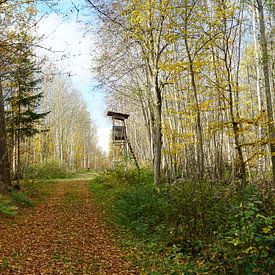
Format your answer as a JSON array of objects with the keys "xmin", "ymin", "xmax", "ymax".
[
  {"xmin": 1, "ymin": 178, "xmax": 58, "ymax": 217},
  {"xmin": 0, "ymin": 180, "xmax": 46, "ymax": 216},
  {"xmin": 115, "ymin": 183, "xmax": 170, "ymax": 235},
  {"xmin": 91, "ymin": 167, "xmax": 165, "ymax": 236},
  {"xmin": 0, "ymin": 182, "xmax": 39, "ymax": 216},
  {"xmin": 0, "ymin": 196, "xmax": 17, "ymax": 216},
  {"xmin": 0, "ymin": 257, "xmax": 12, "ymax": 271},
  {"xmin": 223, "ymin": 186, "xmax": 274, "ymax": 274},
  {"xmin": 89, "ymin": 168, "xmax": 274, "ymax": 273},
  {"xmin": 24, "ymin": 159, "xmax": 73, "ymax": 180},
  {"xmin": 166, "ymin": 181, "xmax": 230, "ymax": 242},
  {"xmin": 10, "ymin": 190, "xmax": 34, "ymax": 207},
  {"xmin": 99, "ymin": 166, "xmax": 153, "ymax": 186}
]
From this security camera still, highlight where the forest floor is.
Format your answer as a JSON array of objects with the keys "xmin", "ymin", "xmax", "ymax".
[{"xmin": 0, "ymin": 180, "xmax": 135, "ymax": 274}]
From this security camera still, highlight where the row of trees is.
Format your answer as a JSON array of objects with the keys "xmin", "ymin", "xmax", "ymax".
[
  {"xmin": 90, "ymin": 0, "xmax": 275, "ymax": 186},
  {"xmin": 28, "ymin": 68, "xmax": 107, "ymax": 171},
  {"xmin": 0, "ymin": 0, "xmax": 105, "ymax": 193}
]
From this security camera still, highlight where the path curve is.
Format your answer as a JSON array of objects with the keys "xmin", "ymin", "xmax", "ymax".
[{"xmin": 0, "ymin": 180, "xmax": 134, "ymax": 274}]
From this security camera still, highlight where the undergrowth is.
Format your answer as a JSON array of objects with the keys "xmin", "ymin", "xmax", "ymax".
[
  {"xmin": 0, "ymin": 190, "xmax": 33, "ymax": 217},
  {"xmin": 0, "ymin": 180, "xmax": 55, "ymax": 217},
  {"xmin": 24, "ymin": 159, "xmax": 74, "ymax": 180},
  {"xmin": 89, "ymin": 168, "xmax": 274, "ymax": 274},
  {"xmin": 0, "ymin": 196, "xmax": 17, "ymax": 216}
]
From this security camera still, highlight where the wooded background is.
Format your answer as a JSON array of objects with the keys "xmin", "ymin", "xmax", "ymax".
[
  {"xmin": 0, "ymin": 0, "xmax": 107, "ymax": 192},
  {"xmin": 91, "ymin": 0, "xmax": 275, "ymax": 186},
  {"xmin": 0, "ymin": 0, "xmax": 274, "ymax": 191}
]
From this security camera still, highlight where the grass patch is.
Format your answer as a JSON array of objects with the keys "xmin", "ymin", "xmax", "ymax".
[
  {"xmin": 0, "ymin": 257, "xmax": 11, "ymax": 271},
  {"xmin": 10, "ymin": 190, "xmax": 34, "ymax": 207}
]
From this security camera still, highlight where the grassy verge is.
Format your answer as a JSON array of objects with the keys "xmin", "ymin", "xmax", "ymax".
[
  {"xmin": 89, "ymin": 169, "xmax": 172, "ymax": 273},
  {"xmin": 0, "ymin": 179, "xmax": 57, "ymax": 218},
  {"xmin": 24, "ymin": 159, "xmax": 98, "ymax": 181},
  {"xmin": 24, "ymin": 159, "xmax": 74, "ymax": 180},
  {"xmin": 1, "ymin": 166, "xmax": 96, "ymax": 218},
  {"xmin": 89, "ymin": 168, "xmax": 274, "ymax": 274}
]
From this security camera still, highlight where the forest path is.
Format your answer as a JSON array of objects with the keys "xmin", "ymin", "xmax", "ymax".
[{"xmin": 0, "ymin": 180, "xmax": 134, "ymax": 274}]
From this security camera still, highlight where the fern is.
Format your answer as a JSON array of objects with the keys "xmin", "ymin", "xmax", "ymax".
[
  {"xmin": 10, "ymin": 191, "xmax": 34, "ymax": 207},
  {"xmin": 0, "ymin": 197, "xmax": 17, "ymax": 216}
]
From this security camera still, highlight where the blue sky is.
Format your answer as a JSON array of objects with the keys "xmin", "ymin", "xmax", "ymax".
[{"xmin": 36, "ymin": 0, "xmax": 112, "ymax": 152}]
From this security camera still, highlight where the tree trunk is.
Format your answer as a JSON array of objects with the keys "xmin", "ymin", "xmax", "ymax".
[
  {"xmin": 227, "ymin": 63, "xmax": 247, "ymax": 187},
  {"xmin": 184, "ymin": 39, "xmax": 204, "ymax": 179},
  {"xmin": 152, "ymin": 90, "xmax": 162, "ymax": 185},
  {"xmin": 252, "ymin": 1, "xmax": 264, "ymax": 177},
  {"xmin": 0, "ymin": 81, "xmax": 11, "ymax": 193},
  {"xmin": 16, "ymin": 89, "xmax": 21, "ymax": 184},
  {"xmin": 257, "ymin": 0, "xmax": 275, "ymax": 185}
]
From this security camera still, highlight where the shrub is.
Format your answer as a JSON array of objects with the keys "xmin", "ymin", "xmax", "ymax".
[
  {"xmin": 90, "ymin": 168, "xmax": 167, "ymax": 235},
  {"xmin": 115, "ymin": 183, "xmax": 170, "ymax": 236},
  {"xmin": 165, "ymin": 181, "xmax": 231, "ymax": 242},
  {"xmin": 89, "ymin": 169, "xmax": 274, "ymax": 273},
  {"xmin": 24, "ymin": 159, "xmax": 73, "ymax": 180},
  {"xmin": 101, "ymin": 166, "xmax": 153, "ymax": 186},
  {"xmin": 223, "ymin": 186, "xmax": 274, "ymax": 273}
]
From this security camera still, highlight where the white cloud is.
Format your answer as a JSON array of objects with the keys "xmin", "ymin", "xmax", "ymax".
[
  {"xmin": 97, "ymin": 127, "xmax": 111, "ymax": 153},
  {"xmin": 35, "ymin": 13, "xmax": 112, "ymax": 153},
  {"xmin": 36, "ymin": 13, "xmax": 95, "ymax": 83}
]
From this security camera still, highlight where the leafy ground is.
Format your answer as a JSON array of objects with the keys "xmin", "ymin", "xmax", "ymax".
[{"xmin": 0, "ymin": 180, "xmax": 135, "ymax": 274}]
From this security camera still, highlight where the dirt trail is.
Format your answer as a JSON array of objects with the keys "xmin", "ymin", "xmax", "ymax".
[{"xmin": 0, "ymin": 180, "xmax": 134, "ymax": 274}]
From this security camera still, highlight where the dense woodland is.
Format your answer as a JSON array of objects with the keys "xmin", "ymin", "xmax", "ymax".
[
  {"xmin": 92, "ymin": 0, "xmax": 275, "ymax": 187},
  {"xmin": 0, "ymin": 0, "xmax": 274, "ymax": 274}
]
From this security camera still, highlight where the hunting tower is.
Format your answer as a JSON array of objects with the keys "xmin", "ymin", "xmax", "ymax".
[{"xmin": 107, "ymin": 111, "xmax": 139, "ymax": 169}]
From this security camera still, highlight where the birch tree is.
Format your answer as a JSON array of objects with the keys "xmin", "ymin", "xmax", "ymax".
[{"xmin": 256, "ymin": 0, "xmax": 275, "ymax": 185}]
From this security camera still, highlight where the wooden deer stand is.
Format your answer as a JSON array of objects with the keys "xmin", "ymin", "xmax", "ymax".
[{"xmin": 107, "ymin": 111, "xmax": 139, "ymax": 170}]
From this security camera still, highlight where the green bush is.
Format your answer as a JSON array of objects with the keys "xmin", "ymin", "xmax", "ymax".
[
  {"xmin": 222, "ymin": 186, "xmax": 274, "ymax": 274},
  {"xmin": 24, "ymin": 159, "xmax": 73, "ymax": 180},
  {"xmin": 166, "ymin": 181, "xmax": 231, "ymax": 242},
  {"xmin": 100, "ymin": 166, "xmax": 153, "ymax": 186},
  {"xmin": 115, "ymin": 183, "xmax": 170, "ymax": 235},
  {"xmin": 90, "ymin": 167, "xmax": 166, "ymax": 236},
  {"xmin": 194, "ymin": 186, "xmax": 275, "ymax": 274}
]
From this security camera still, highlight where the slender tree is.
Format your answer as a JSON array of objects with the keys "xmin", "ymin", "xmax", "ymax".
[
  {"xmin": 256, "ymin": 0, "xmax": 275, "ymax": 185},
  {"xmin": 0, "ymin": 80, "xmax": 11, "ymax": 192}
]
